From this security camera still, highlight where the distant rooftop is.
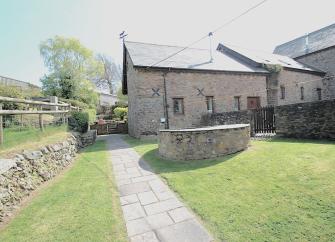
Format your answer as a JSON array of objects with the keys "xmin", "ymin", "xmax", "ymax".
[
  {"xmin": 219, "ymin": 43, "xmax": 324, "ymax": 74},
  {"xmin": 274, "ymin": 23, "xmax": 335, "ymax": 58},
  {"xmin": 124, "ymin": 41, "xmax": 268, "ymax": 74},
  {"xmin": 0, "ymin": 75, "xmax": 40, "ymax": 89}
]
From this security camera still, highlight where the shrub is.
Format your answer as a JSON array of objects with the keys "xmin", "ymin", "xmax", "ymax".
[
  {"xmin": 59, "ymin": 98, "xmax": 89, "ymax": 110},
  {"xmin": 113, "ymin": 107, "xmax": 128, "ymax": 120},
  {"xmin": 68, "ymin": 111, "xmax": 89, "ymax": 133},
  {"xmin": 85, "ymin": 108, "xmax": 97, "ymax": 124}
]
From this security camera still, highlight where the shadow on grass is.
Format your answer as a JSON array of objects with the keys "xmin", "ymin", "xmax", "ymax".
[
  {"xmin": 138, "ymin": 148, "xmax": 241, "ymax": 174},
  {"xmin": 266, "ymin": 137, "xmax": 335, "ymax": 145}
]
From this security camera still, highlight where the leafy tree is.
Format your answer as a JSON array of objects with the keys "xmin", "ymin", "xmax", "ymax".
[{"xmin": 39, "ymin": 36, "xmax": 102, "ymax": 107}]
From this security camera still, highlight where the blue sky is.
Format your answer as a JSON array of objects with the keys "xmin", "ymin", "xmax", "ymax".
[{"xmin": 1, "ymin": 0, "xmax": 335, "ymax": 86}]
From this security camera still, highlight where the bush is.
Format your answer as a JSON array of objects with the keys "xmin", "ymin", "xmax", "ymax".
[
  {"xmin": 68, "ymin": 111, "xmax": 89, "ymax": 133},
  {"xmin": 85, "ymin": 108, "xmax": 97, "ymax": 124},
  {"xmin": 113, "ymin": 107, "xmax": 128, "ymax": 120},
  {"xmin": 59, "ymin": 98, "xmax": 89, "ymax": 110}
]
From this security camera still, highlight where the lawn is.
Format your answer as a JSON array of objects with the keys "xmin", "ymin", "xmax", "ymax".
[
  {"xmin": 0, "ymin": 125, "xmax": 69, "ymax": 157},
  {"xmin": 0, "ymin": 140, "xmax": 127, "ymax": 242},
  {"xmin": 124, "ymin": 136, "xmax": 335, "ymax": 242}
]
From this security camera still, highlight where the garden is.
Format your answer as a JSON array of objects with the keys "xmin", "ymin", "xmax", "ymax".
[{"xmin": 124, "ymin": 136, "xmax": 335, "ymax": 242}]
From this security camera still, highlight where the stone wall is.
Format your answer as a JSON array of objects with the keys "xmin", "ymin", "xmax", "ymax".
[
  {"xmin": 275, "ymin": 99, "xmax": 335, "ymax": 139},
  {"xmin": 159, "ymin": 124, "xmax": 250, "ymax": 160},
  {"xmin": 126, "ymin": 52, "xmax": 267, "ymax": 138},
  {"xmin": 296, "ymin": 47, "xmax": 335, "ymax": 99},
  {"xmin": 0, "ymin": 132, "xmax": 95, "ymax": 222},
  {"xmin": 201, "ymin": 110, "xmax": 251, "ymax": 126}
]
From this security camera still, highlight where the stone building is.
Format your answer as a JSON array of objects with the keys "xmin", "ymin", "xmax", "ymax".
[
  {"xmin": 122, "ymin": 41, "xmax": 326, "ymax": 138},
  {"xmin": 274, "ymin": 23, "xmax": 335, "ymax": 98}
]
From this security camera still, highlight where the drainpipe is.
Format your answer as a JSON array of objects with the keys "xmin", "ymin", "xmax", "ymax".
[{"xmin": 162, "ymin": 72, "xmax": 169, "ymax": 129}]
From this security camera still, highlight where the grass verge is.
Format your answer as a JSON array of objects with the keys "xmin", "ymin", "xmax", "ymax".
[
  {"xmin": 124, "ymin": 136, "xmax": 335, "ymax": 242},
  {"xmin": 0, "ymin": 140, "xmax": 127, "ymax": 242},
  {"xmin": 0, "ymin": 125, "xmax": 69, "ymax": 157}
]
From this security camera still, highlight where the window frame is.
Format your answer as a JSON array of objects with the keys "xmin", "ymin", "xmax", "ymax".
[
  {"xmin": 280, "ymin": 85, "xmax": 286, "ymax": 99},
  {"xmin": 206, "ymin": 96, "xmax": 214, "ymax": 113},
  {"xmin": 300, "ymin": 86, "xmax": 304, "ymax": 100},
  {"xmin": 316, "ymin": 88, "xmax": 322, "ymax": 100},
  {"xmin": 234, "ymin": 96, "xmax": 241, "ymax": 111},
  {"xmin": 172, "ymin": 98, "xmax": 184, "ymax": 115}
]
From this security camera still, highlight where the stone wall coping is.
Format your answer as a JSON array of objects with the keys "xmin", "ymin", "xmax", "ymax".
[{"xmin": 159, "ymin": 124, "xmax": 250, "ymax": 132}]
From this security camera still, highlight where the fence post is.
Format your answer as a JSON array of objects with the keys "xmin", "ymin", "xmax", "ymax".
[
  {"xmin": 0, "ymin": 104, "xmax": 3, "ymax": 145},
  {"xmin": 39, "ymin": 105, "xmax": 44, "ymax": 132}
]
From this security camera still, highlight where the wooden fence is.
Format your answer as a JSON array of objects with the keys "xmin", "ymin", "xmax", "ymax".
[
  {"xmin": 0, "ymin": 96, "xmax": 80, "ymax": 145},
  {"xmin": 252, "ymin": 106, "xmax": 276, "ymax": 134}
]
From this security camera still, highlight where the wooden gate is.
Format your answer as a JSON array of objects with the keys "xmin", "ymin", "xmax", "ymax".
[{"xmin": 252, "ymin": 106, "xmax": 276, "ymax": 134}]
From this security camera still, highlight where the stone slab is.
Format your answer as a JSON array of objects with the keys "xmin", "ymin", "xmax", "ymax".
[
  {"xmin": 130, "ymin": 231, "xmax": 159, "ymax": 242},
  {"xmin": 168, "ymin": 207, "xmax": 194, "ymax": 223},
  {"xmin": 144, "ymin": 198, "xmax": 183, "ymax": 215},
  {"xmin": 120, "ymin": 194, "xmax": 138, "ymax": 206},
  {"xmin": 156, "ymin": 219, "xmax": 213, "ymax": 242},
  {"xmin": 122, "ymin": 202, "xmax": 146, "ymax": 221},
  {"xmin": 119, "ymin": 182, "xmax": 151, "ymax": 196},
  {"xmin": 137, "ymin": 191, "xmax": 158, "ymax": 205}
]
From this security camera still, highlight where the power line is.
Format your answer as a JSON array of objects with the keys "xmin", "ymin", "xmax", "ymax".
[{"xmin": 147, "ymin": 0, "xmax": 269, "ymax": 69}]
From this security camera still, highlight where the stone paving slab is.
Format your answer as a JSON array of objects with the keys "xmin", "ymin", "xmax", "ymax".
[{"xmin": 106, "ymin": 134, "xmax": 213, "ymax": 242}]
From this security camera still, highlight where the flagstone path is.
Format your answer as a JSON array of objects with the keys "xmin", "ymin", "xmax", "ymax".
[{"xmin": 105, "ymin": 134, "xmax": 213, "ymax": 242}]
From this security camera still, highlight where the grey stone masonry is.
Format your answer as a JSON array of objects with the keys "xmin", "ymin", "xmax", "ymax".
[{"xmin": 105, "ymin": 134, "xmax": 213, "ymax": 242}]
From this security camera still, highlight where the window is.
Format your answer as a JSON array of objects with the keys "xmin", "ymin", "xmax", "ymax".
[
  {"xmin": 280, "ymin": 85, "xmax": 285, "ymax": 99},
  {"xmin": 317, "ymin": 88, "xmax": 322, "ymax": 100},
  {"xmin": 234, "ymin": 96, "xmax": 241, "ymax": 111},
  {"xmin": 206, "ymin": 96, "xmax": 214, "ymax": 113},
  {"xmin": 300, "ymin": 86, "xmax": 304, "ymax": 100},
  {"xmin": 173, "ymin": 98, "xmax": 184, "ymax": 114}
]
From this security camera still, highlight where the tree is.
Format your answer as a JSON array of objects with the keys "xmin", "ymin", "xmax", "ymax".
[
  {"xmin": 39, "ymin": 36, "xmax": 102, "ymax": 107},
  {"xmin": 94, "ymin": 54, "xmax": 122, "ymax": 94}
]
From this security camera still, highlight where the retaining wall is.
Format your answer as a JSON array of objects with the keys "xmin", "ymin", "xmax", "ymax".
[
  {"xmin": 159, "ymin": 124, "xmax": 250, "ymax": 160},
  {"xmin": 0, "ymin": 131, "xmax": 96, "ymax": 222}
]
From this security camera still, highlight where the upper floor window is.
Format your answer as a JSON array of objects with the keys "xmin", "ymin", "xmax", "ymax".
[
  {"xmin": 316, "ymin": 88, "xmax": 322, "ymax": 100},
  {"xmin": 234, "ymin": 96, "xmax": 241, "ymax": 111},
  {"xmin": 173, "ymin": 98, "xmax": 184, "ymax": 114},
  {"xmin": 206, "ymin": 96, "xmax": 214, "ymax": 113},
  {"xmin": 280, "ymin": 85, "xmax": 285, "ymax": 99},
  {"xmin": 300, "ymin": 86, "xmax": 304, "ymax": 100}
]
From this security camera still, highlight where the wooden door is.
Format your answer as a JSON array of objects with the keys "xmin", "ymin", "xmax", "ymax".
[{"xmin": 247, "ymin": 97, "xmax": 260, "ymax": 109}]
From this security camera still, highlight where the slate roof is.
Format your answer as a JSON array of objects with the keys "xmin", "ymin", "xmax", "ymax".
[
  {"xmin": 124, "ymin": 41, "xmax": 268, "ymax": 73},
  {"xmin": 274, "ymin": 23, "xmax": 335, "ymax": 58},
  {"xmin": 218, "ymin": 43, "xmax": 324, "ymax": 74}
]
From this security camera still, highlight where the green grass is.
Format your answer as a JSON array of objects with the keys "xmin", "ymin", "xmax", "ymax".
[
  {"xmin": 124, "ymin": 136, "xmax": 335, "ymax": 242},
  {"xmin": 0, "ymin": 125, "xmax": 69, "ymax": 156},
  {"xmin": 0, "ymin": 140, "xmax": 127, "ymax": 242}
]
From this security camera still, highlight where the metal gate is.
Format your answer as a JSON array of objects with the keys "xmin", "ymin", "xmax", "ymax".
[{"xmin": 252, "ymin": 106, "xmax": 276, "ymax": 134}]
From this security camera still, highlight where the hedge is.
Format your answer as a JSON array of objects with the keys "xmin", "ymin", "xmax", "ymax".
[{"xmin": 68, "ymin": 111, "xmax": 89, "ymax": 133}]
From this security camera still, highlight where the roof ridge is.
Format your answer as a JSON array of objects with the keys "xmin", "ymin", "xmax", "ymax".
[
  {"xmin": 275, "ymin": 23, "xmax": 335, "ymax": 49},
  {"xmin": 125, "ymin": 40, "xmax": 209, "ymax": 51}
]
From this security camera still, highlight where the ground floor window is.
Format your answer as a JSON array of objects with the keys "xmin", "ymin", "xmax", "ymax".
[
  {"xmin": 300, "ymin": 86, "xmax": 304, "ymax": 100},
  {"xmin": 173, "ymin": 98, "xmax": 184, "ymax": 114},
  {"xmin": 280, "ymin": 85, "xmax": 285, "ymax": 99},
  {"xmin": 206, "ymin": 96, "xmax": 214, "ymax": 113},
  {"xmin": 317, "ymin": 88, "xmax": 322, "ymax": 100},
  {"xmin": 234, "ymin": 96, "xmax": 241, "ymax": 111}
]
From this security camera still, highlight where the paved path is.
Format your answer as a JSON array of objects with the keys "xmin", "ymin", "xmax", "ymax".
[{"xmin": 105, "ymin": 135, "xmax": 213, "ymax": 242}]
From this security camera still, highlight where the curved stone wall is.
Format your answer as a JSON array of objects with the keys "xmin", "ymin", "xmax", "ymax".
[{"xmin": 159, "ymin": 124, "xmax": 250, "ymax": 160}]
